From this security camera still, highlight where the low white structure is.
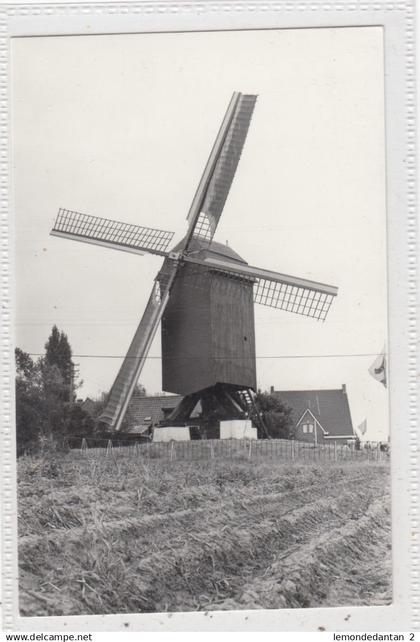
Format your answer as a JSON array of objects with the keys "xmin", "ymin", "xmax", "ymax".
[
  {"xmin": 152, "ymin": 420, "xmax": 258, "ymax": 442},
  {"xmin": 219, "ymin": 419, "xmax": 258, "ymax": 440},
  {"xmin": 153, "ymin": 426, "xmax": 191, "ymax": 442}
]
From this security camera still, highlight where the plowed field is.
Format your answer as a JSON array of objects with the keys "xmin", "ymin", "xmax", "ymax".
[{"xmin": 18, "ymin": 451, "xmax": 391, "ymax": 616}]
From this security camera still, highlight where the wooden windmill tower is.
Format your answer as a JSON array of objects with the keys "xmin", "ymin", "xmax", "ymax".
[{"xmin": 51, "ymin": 92, "xmax": 338, "ymax": 435}]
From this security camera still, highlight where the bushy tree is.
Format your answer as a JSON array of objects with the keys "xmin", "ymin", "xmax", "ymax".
[
  {"xmin": 15, "ymin": 348, "xmax": 46, "ymax": 455},
  {"xmin": 254, "ymin": 392, "xmax": 294, "ymax": 439},
  {"xmin": 44, "ymin": 325, "xmax": 74, "ymax": 401},
  {"xmin": 63, "ymin": 404, "xmax": 95, "ymax": 437},
  {"xmin": 15, "ymin": 327, "xmax": 92, "ymax": 454}
]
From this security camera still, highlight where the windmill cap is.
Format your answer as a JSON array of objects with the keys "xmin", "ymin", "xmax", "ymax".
[{"xmin": 173, "ymin": 236, "xmax": 248, "ymax": 265}]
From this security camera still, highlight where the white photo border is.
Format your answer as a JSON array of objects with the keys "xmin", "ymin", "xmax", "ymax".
[{"xmin": 1, "ymin": 0, "xmax": 417, "ymax": 632}]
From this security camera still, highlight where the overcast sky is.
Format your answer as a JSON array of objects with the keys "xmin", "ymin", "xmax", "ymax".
[{"xmin": 12, "ymin": 26, "xmax": 389, "ymax": 440}]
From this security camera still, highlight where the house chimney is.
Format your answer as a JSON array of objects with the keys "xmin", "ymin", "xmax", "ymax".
[
  {"xmin": 342, "ymin": 384, "xmax": 347, "ymax": 394},
  {"xmin": 270, "ymin": 385, "xmax": 274, "ymax": 394}
]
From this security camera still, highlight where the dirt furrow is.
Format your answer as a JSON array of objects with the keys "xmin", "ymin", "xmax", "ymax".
[
  {"xmin": 18, "ymin": 458, "xmax": 385, "ymax": 521},
  {"xmin": 17, "ymin": 458, "xmax": 391, "ymax": 617},
  {"xmin": 214, "ymin": 494, "xmax": 391, "ymax": 610},
  {"xmin": 19, "ymin": 473, "xmax": 377, "ymax": 557},
  {"xmin": 21, "ymin": 488, "xmax": 379, "ymax": 615},
  {"xmin": 133, "ymin": 490, "xmax": 387, "ymax": 613}
]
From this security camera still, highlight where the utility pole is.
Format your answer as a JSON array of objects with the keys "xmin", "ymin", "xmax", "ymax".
[{"xmin": 69, "ymin": 362, "xmax": 80, "ymax": 405}]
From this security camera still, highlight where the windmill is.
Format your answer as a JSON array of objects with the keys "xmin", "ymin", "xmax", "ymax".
[{"xmin": 51, "ymin": 92, "xmax": 338, "ymax": 436}]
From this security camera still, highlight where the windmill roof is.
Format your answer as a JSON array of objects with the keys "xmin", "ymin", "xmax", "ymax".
[
  {"xmin": 272, "ymin": 387, "xmax": 354, "ymax": 437},
  {"xmin": 128, "ymin": 393, "xmax": 182, "ymax": 426},
  {"xmin": 173, "ymin": 236, "xmax": 247, "ymax": 265}
]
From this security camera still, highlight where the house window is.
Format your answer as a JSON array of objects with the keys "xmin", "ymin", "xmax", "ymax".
[{"xmin": 302, "ymin": 422, "xmax": 314, "ymax": 434}]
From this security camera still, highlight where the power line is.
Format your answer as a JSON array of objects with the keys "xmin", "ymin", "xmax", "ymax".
[{"xmin": 24, "ymin": 352, "xmax": 385, "ymax": 360}]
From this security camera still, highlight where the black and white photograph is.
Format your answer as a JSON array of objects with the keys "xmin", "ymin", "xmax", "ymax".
[{"xmin": 11, "ymin": 24, "xmax": 392, "ymax": 620}]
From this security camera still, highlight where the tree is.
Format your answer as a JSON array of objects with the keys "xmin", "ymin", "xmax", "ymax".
[
  {"xmin": 254, "ymin": 391, "xmax": 294, "ymax": 439},
  {"xmin": 15, "ymin": 347, "xmax": 38, "ymax": 379},
  {"xmin": 40, "ymin": 360, "xmax": 71, "ymax": 436},
  {"xmin": 44, "ymin": 325, "xmax": 60, "ymax": 366},
  {"xmin": 63, "ymin": 404, "xmax": 95, "ymax": 437},
  {"xmin": 15, "ymin": 348, "xmax": 46, "ymax": 454},
  {"xmin": 15, "ymin": 328, "xmax": 86, "ymax": 454},
  {"xmin": 44, "ymin": 325, "xmax": 75, "ymax": 401}
]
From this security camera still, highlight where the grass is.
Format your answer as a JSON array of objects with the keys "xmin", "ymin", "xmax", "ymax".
[{"xmin": 17, "ymin": 448, "xmax": 391, "ymax": 616}]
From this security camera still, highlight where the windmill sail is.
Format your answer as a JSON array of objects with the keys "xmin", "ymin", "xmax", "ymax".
[
  {"xmin": 183, "ymin": 255, "xmax": 338, "ymax": 321},
  {"xmin": 99, "ymin": 260, "xmax": 178, "ymax": 431},
  {"xmin": 185, "ymin": 92, "xmax": 257, "ymax": 247},
  {"xmin": 51, "ymin": 208, "xmax": 174, "ymax": 257}
]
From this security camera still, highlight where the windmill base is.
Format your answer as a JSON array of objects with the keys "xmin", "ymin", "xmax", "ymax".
[
  {"xmin": 220, "ymin": 419, "xmax": 257, "ymax": 440},
  {"xmin": 152, "ymin": 426, "xmax": 191, "ymax": 442},
  {"xmin": 155, "ymin": 383, "xmax": 262, "ymax": 441},
  {"xmin": 152, "ymin": 420, "xmax": 257, "ymax": 442}
]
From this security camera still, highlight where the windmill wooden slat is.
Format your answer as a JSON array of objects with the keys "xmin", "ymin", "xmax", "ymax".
[{"xmin": 161, "ymin": 240, "xmax": 256, "ymax": 396}]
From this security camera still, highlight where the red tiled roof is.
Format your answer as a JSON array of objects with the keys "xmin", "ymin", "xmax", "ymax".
[{"xmin": 272, "ymin": 387, "xmax": 354, "ymax": 437}]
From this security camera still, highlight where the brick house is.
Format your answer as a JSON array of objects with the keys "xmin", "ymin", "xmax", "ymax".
[{"xmin": 271, "ymin": 384, "xmax": 355, "ymax": 445}]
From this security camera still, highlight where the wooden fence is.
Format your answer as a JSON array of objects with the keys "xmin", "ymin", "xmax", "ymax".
[{"xmin": 76, "ymin": 437, "xmax": 389, "ymax": 463}]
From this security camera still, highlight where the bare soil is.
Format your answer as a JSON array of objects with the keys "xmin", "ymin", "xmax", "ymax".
[{"xmin": 17, "ymin": 450, "xmax": 391, "ymax": 616}]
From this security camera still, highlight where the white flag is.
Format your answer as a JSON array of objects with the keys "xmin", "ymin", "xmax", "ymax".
[
  {"xmin": 369, "ymin": 348, "xmax": 387, "ymax": 387},
  {"xmin": 358, "ymin": 419, "xmax": 367, "ymax": 435}
]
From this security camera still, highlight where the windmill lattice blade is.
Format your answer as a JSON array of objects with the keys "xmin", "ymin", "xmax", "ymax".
[
  {"xmin": 51, "ymin": 208, "xmax": 174, "ymax": 256},
  {"xmin": 253, "ymin": 279, "xmax": 335, "ymax": 321},
  {"xmin": 183, "ymin": 255, "xmax": 337, "ymax": 321},
  {"xmin": 186, "ymin": 93, "xmax": 257, "ymax": 246},
  {"xmin": 99, "ymin": 260, "xmax": 178, "ymax": 431}
]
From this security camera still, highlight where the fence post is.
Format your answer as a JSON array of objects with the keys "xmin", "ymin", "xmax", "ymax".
[
  {"xmin": 334, "ymin": 441, "xmax": 337, "ymax": 462},
  {"xmin": 81, "ymin": 437, "xmax": 87, "ymax": 453},
  {"xmin": 210, "ymin": 441, "xmax": 215, "ymax": 459},
  {"xmin": 248, "ymin": 440, "xmax": 252, "ymax": 460},
  {"xmin": 170, "ymin": 441, "xmax": 175, "ymax": 462},
  {"xmin": 106, "ymin": 439, "xmax": 113, "ymax": 456}
]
